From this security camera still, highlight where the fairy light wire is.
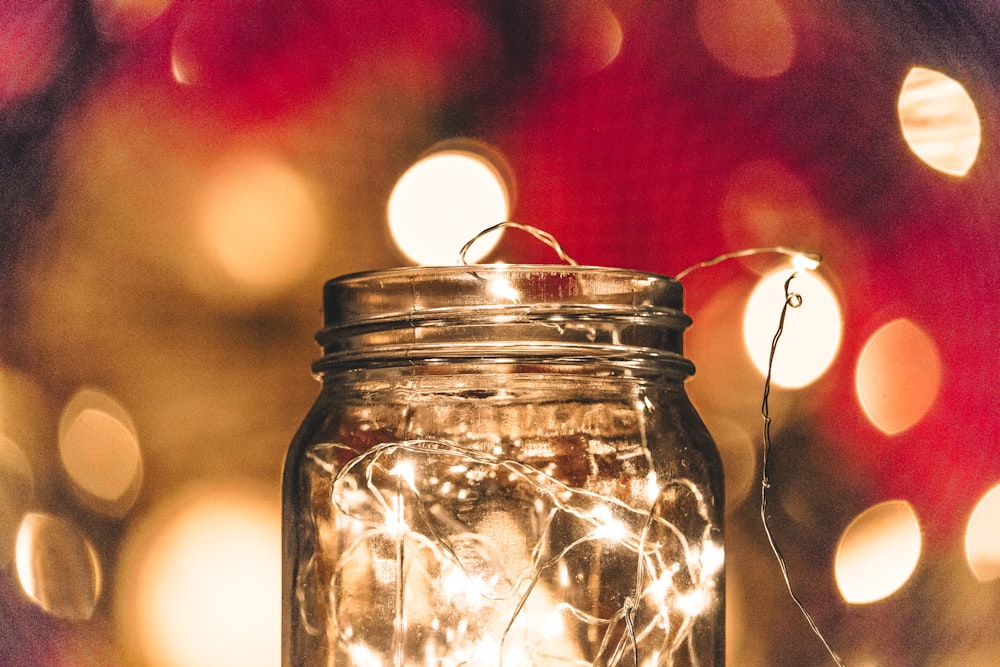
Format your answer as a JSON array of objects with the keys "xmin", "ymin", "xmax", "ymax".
[
  {"xmin": 458, "ymin": 221, "xmax": 580, "ymax": 266},
  {"xmin": 315, "ymin": 437, "xmax": 718, "ymax": 664},
  {"xmin": 761, "ymin": 272, "xmax": 846, "ymax": 667},
  {"xmin": 676, "ymin": 246, "xmax": 822, "ymax": 281}
]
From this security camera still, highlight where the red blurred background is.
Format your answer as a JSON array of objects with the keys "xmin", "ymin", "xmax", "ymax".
[{"xmin": 1, "ymin": 1, "xmax": 998, "ymax": 665}]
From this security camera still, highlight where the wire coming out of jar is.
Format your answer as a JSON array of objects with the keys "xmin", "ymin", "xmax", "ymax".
[{"xmin": 303, "ymin": 438, "xmax": 722, "ymax": 667}]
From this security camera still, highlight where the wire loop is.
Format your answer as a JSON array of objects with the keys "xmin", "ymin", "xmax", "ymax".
[{"xmin": 458, "ymin": 221, "xmax": 579, "ymax": 266}]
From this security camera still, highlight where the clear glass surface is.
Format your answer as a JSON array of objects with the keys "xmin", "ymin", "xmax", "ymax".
[{"xmin": 283, "ymin": 266, "xmax": 724, "ymax": 666}]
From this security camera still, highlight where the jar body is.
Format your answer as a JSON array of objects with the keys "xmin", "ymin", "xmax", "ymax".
[{"xmin": 283, "ymin": 267, "xmax": 724, "ymax": 666}]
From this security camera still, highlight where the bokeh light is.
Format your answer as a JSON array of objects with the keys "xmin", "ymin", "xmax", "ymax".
[
  {"xmin": 15, "ymin": 512, "xmax": 102, "ymax": 621},
  {"xmin": 0, "ymin": 1, "xmax": 71, "ymax": 109},
  {"xmin": 835, "ymin": 500, "xmax": 922, "ymax": 604},
  {"xmin": 743, "ymin": 267, "xmax": 842, "ymax": 388},
  {"xmin": 89, "ymin": 0, "xmax": 173, "ymax": 42},
  {"xmin": 898, "ymin": 66, "xmax": 981, "ymax": 176},
  {"xmin": 387, "ymin": 147, "xmax": 511, "ymax": 265},
  {"xmin": 195, "ymin": 152, "xmax": 324, "ymax": 296},
  {"xmin": 855, "ymin": 318, "xmax": 942, "ymax": 435},
  {"xmin": 719, "ymin": 159, "xmax": 831, "ymax": 254},
  {"xmin": 0, "ymin": 434, "xmax": 34, "ymax": 568},
  {"xmin": 58, "ymin": 387, "xmax": 143, "ymax": 517},
  {"xmin": 695, "ymin": 0, "xmax": 795, "ymax": 79},
  {"xmin": 117, "ymin": 485, "xmax": 280, "ymax": 667},
  {"xmin": 539, "ymin": 0, "xmax": 623, "ymax": 79},
  {"xmin": 965, "ymin": 483, "xmax": 1000, "ymax": 582},
  {"xmin": 709, "ymin": 419, "xmax": 758, "ymax": 510}
]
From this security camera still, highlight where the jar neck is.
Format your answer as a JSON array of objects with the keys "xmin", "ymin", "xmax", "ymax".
[{"xmin": 314, "ymin": 265, "xmax": 695, "ymax": 379}]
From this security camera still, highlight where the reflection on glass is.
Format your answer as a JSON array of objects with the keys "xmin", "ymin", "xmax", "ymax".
[
  {"xmin": 118, "ymin": 486, "xmax": 280, "ymax": 667},
  {"xmin": 835, "ymin": 500, "xmax": 921, "ymax": 604},
  {"xmin": 387, "ymin": 148, "xmax": 510, "ymax": 265},
  {"xmin": 965, "ymin": 483, "xmax": 1000, "ymax": 583},
  {"xmin": 15, "ymin": 512, "xmax": 102, "ymax": 621},
  {"xmin": 59, "ymin": 387, "xmax": 143, "ymax": 516},
  {"xmin": 743, "ymin": 267, "xmax": 842, "ymax": 388},
  {"xmin": 855, "ymin": 318, "xmax": 941, "ymax": 435},
  {"xmin": 898, "ymin": 66, "xmax": 981, "ymax": 177}
]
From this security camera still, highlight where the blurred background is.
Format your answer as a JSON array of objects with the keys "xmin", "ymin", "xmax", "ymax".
[{"xmin": 1, "ymin": 1, "xmax": 999, "ymax": 665}]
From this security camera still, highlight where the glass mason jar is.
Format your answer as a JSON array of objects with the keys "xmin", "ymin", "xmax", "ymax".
[{"xmin": 283, "ymin": 265, "xmax": 725, "ymax": 667}]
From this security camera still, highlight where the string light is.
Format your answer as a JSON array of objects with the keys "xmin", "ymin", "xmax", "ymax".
[
  {"xmin": 759, "ymin": 271, "xmax": 846, "ymax": 667},
  {"xmin": 303, "ymin": 438, "xmax": 721, "ymax": 666}
]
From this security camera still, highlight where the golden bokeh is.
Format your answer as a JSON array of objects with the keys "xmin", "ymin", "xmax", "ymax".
[
  {"xmin": 855, "ymin": 318, "xmax": 942, "ymax": 435},
  {"xmin": 388, "ymin": 148, "xmax": 511, "ymax": 265},
  {"xmin": 58, "ymin": 387, "xmax": 143, "ymax": 516},
  {"xmin": 965, "ymin": 483, "xmax": 1000, "ymax": 583},
  {"xmin": 15, "ymin": 512, "xmax": 102, "ymax": 621},
  {"xmin": 835, "ymin": 500, "xmax": 922, "ymax": 604},
  {"xmin": 898, "ymin": 66, "xmax": 981, "ymax": 176},
  {"xmin": 696, "ymin": 0, "xmax": 796, "ymax": 79},
  {"xmin": 742, "ymin": 267, "xmax": 842, "ymax": 388},
  {"xmin": 195, "ymin": 152, "xmax": 325, "ymax": 297},
  {"xmin": 117, "ymin": 484, "xmax": 281, "ymax": 667}
]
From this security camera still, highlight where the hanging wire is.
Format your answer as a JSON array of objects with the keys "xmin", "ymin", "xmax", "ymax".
[
  {"xmin": 761, "ymin": 272, "xmax": 847, "ymax": 667},
  {"xmin": 676, "ymin": 246, "xmax": 822, "ymax": 281},
  {"xmin": 457, "ymin": 221, "xmax": 579, "ymax": 266}
]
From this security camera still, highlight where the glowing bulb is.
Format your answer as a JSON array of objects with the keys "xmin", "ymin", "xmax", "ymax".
[
  {"xmin": 792, "ymin": 253, "xmax": 820, "ymax": 272},
  {"xmin": 699, "ymin": 541, "xmax": 725, "ymax": 577},
  {"xmin": 387, "ymin": 149, "xmax": 510, "ymax": 265},
  {"xmin": 487, "ymin": 276, "xmax": 520, "ymax": 302},
  {"xmin": 743, "ymin": 267, "xmax": 842, "ymax": 388},
  {"xmin": 591, "ymin": 505, "xmax": 627, "ymax": 541},
  {"xmin": 389, "ymin": 460, "xmax": 417, "ymax": 490},
  {"xmin": 676, "ymin": 589, "xmax": 709, "ymax": 616}
]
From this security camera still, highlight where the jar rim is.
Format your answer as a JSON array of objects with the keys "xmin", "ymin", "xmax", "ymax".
[{"xmin": 321, "ymin": 264, "xmax": 685, "ymax": 330}]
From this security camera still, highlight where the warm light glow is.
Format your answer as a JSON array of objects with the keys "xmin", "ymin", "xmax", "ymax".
[
  {"xmin": 0, "ymin": 434, "xmax": 34, "ymax": 568},
  {"xmin": 743, "ymin": 267, "xmax": 842, "ymax": 388},
  {"xmin": 719, "ymin": 159, "xmax": 830, "ymax": 255},
  {"xmin": 58, "ymin": 387, "xmax": 143, "ymax": 516},
  {"xmin": 695, "ymin": 0, "xmax": 795, "ymax": 79},
  {"xmin": 0, "ymin": 1, "xmax": 70, "ymax": 107},
  {"xmin": 542, "ymin": 0, "xmax": 623, "ymax": 79},
  {"xmin": 487, "ymin": 275, "xmax": 520, "ymax": 302},
  {"xmin": 196, "ymin": 153, "xmax": 324, "ymax": 294},
  {"xmin": 591, "ymin": 505, "xmax": 627, "ymax": 541},
  {"xmin": 15, "ymin": 512, "xmax": 102, "ymax": 621},
  {"xmin": 90, "ymin": 0, "xmax": 173, "ymax": 41},
  {"xmin": 898, "ymin": 66, "xmax": 981, "ymax": 176},
  {"xmin": 707, "ymin": 418, "xmax": 757, "ymax": 509},
  {"xmin": 856, "ymin": 319, "xmax": 942, "ymax": 435},
  {"xmin": 387, "ymin": 149, "xmax": 510, "ymax": 265},
  {"xmin": 699, "ymin": 541, "xmax": 725, "ymax": 577},
  {"xmin": 965, "ymin": 483, "xmax": 1000, "ymax": 582},
  {"xmin": 835, "ymin": 500, "xmax": 922, "ymax": 604},
  {"xmin": 118, "ymin": 486, "xmax": 280, "ymax": 667},
  {"xmin": 322, "ymin": 439, "xmax": 718, "ymax": 663}
]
